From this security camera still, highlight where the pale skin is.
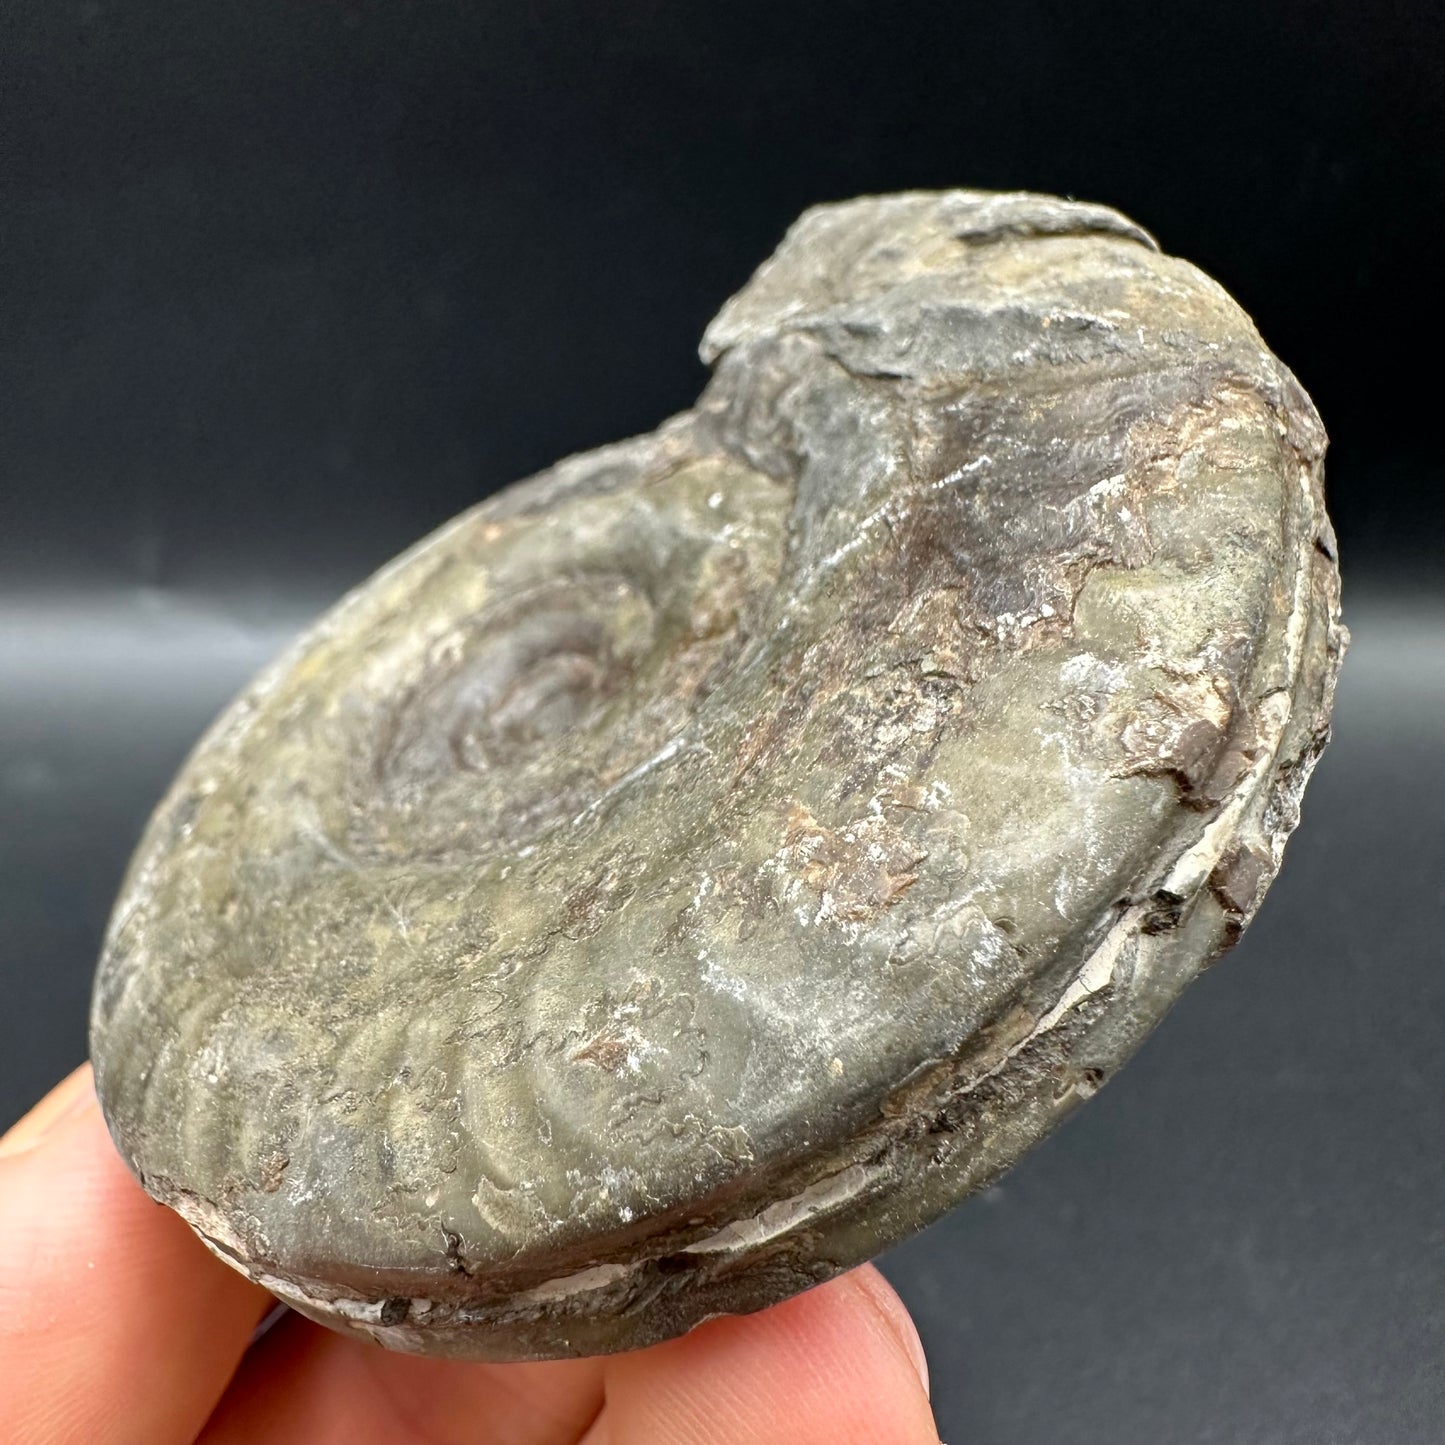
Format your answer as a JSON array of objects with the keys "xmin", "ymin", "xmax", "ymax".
[{"xmin": 0, "ymin": 1066, "xmax": 941, "ymax": 1445}]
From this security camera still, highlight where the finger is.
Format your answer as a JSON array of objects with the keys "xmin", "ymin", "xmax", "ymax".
[
  {"xmin": 201, "ymin": 1259, "xmax": 933, "ymax": 1445},
  {"xmin": 0, "ymin": 1063, "xmax": 96, "ymax": 1159},
  {"xmin": 587, "ymin": 1265, "xmax": 938, "ymax": 1444},
  {"xmin": 198, "ymin": 1312, "xmax": 607, "ymax": 1445},
  {"xmin": 0, "ymin": 1065, "xmax": 274, "ymax": 1445}
]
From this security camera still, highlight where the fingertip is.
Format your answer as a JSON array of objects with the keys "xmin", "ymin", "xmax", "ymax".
[
  {"xmin": 0, "ymin": 1062, "xmax": 95, "ymax": 1160},
  {"xmin": 601, "ymin": 1267, "xmax": 939, "ymax": 1443},
  {"xmin": 848, "ymin": 1264, "xmax": 931, "ymax": 1400}
]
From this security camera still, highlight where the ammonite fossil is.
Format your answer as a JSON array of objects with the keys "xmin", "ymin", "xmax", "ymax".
[{"xmin": 90, "ymin": 190, "xmax": 1345, "ymax": 1360}]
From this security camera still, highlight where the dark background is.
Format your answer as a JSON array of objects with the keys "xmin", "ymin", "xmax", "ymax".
[{"xmin": 2, "ymin": 3, "xmax": 1441, "ymax": 1441}]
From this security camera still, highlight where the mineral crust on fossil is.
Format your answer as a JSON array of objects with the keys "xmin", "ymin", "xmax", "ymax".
[{"xmin": 90, "ymin": 189, "xmax": 1345, "ymax": 1360}]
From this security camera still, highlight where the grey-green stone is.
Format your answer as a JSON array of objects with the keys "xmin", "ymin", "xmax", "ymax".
[{"xmin": 90, "ymin": 189, "xmax": 1345, "ymax": 1360}]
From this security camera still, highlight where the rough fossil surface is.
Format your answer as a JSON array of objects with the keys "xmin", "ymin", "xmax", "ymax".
[{"xmin": 91, "ymin": 190, "xmax": 1345, "ymax": 1360}]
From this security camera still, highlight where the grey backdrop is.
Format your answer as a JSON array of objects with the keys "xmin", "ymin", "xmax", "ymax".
[{"xmin": 3, "ymin": 3, "xmax": 1441, "ymax": 1441}]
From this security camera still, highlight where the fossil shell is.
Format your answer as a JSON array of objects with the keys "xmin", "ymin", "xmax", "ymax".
[{"xmin": 90, "ymin": 190, "xmax": 1344, "ymax": 1360}]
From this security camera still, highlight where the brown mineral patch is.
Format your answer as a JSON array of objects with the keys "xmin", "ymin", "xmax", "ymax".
[
  {"xmin": 784, "ymin": 802, "xmax": 926, "ymax": 924},
  {"xmin": 1209, "ymin": 844, "xmax": 1271, "ymax": 919},
  {"xmin": 1116, "ymin": 671, "xmax": 1245, "ymax": 806},
  {"xmin": 258, "ymin": 1151, "xmax": 289, "ymax": 1192},
  {"xmin": 570, "ymin": 1036, "xmax": 634, "ymax": 1073},
  {"xmin": 561, "ymin": 850, "xmax": 647, "ymax": 941}
]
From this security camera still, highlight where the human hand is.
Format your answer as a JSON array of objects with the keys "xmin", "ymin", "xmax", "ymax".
[{"xmin": 1, "ymin": 1065, "xmax": 940, "ymax": 1443}]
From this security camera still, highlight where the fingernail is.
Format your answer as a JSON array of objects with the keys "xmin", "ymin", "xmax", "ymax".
[
  {"xmin": 854, "ymin": 1266, "xmax": 931, "ymax": 1399},
  {"xmin": 0, "ymin": 1065, "xmax": 96, "ymax": 1161}
]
